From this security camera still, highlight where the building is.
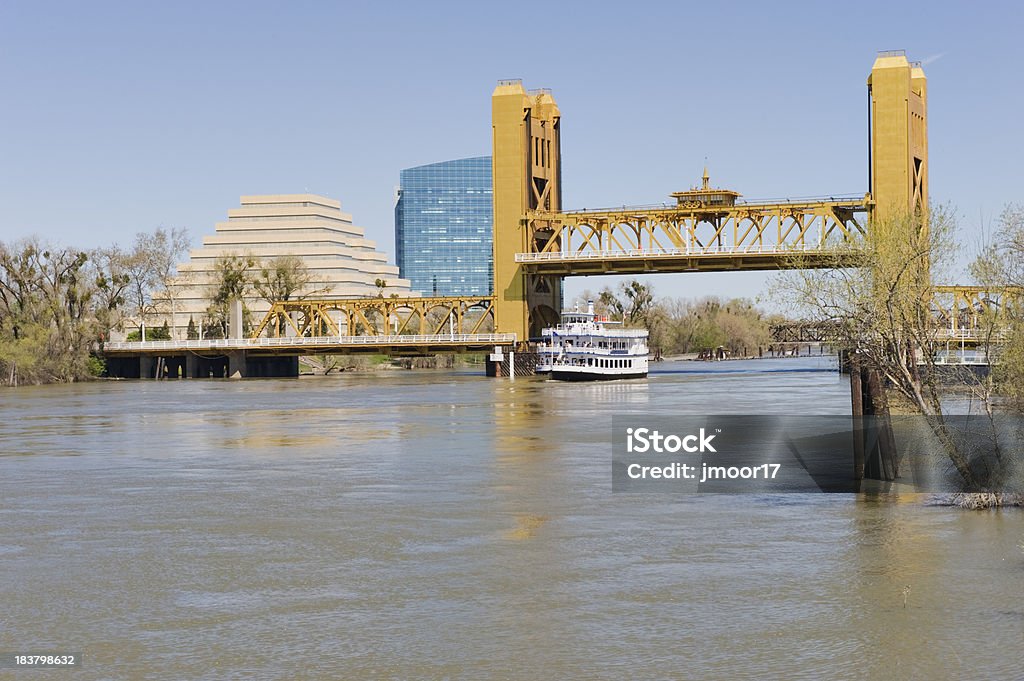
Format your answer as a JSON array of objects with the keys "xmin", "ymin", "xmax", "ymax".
[
  {"xmin": 161, "ymin": 194, "xmax": 411, "ymax": 338},
  {"xmin": 395, "ymin": 156, "xmax": 493, "ymax": 296}
]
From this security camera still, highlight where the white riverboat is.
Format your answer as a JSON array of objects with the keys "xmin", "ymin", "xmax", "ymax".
[{"xmin": 537, "ymin": 301, "xmax": 649, "ymax": 381}]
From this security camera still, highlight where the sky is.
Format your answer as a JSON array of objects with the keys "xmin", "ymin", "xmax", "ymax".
[{"xmin": 1, "ymin": 0, "xmax": 1022, "ymax": 305}]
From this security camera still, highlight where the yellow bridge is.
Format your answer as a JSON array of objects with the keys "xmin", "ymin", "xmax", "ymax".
[
  {"xmin": 107, "ymin": 50, "xmax": 1012, "ymax": 378},
  {"xmin": 517, "ymin": 194, "xmax": 868, "ymax": 276},
  {"xmin": 251, "ymin": 295, "xmax": 497, "ymax": 340}
]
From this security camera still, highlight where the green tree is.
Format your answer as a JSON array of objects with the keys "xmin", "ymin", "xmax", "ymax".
[
  {"xmin": 621, "ymin": 280, "xmax": 655, "ymax": 324},
  {"xmin": 0, "ymin": 239, "xmax": 98, "ymax": 385},
  {"xmin": 598, "ymin": 287, "xmax": 625, "ymax": 321}
]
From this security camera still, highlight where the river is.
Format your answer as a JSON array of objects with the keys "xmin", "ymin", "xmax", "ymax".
[{"xmin": 1, "ymin": 356, "xmax": 1021, "ymax": 679}]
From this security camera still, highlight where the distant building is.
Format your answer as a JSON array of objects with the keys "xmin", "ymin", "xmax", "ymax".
[
  {"xmin": 395, "ymin": 156, "xmax": 493, "ymax": 296},
  {"xmin": 162, "ymin": 194, "xmax": 411, "ymax": 337}
]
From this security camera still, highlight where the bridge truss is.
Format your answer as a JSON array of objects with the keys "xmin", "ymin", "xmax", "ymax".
[
  {"xmin": 516, "ymin": 196, "xmax": 869, "ymax": 275},
  {"xmin": 251, "ymin": 295, "xmax": 497, "ymax": 340}
]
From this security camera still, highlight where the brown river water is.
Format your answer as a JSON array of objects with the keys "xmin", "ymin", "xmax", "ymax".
[{"xmin": 1, "ymin": 356, "xmax": 1022, "ymax": 679}]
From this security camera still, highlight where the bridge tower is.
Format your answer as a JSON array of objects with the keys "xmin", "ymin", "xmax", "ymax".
[
  {"xmin": 868, "ymin": 51, "xmax": 928, "ymax": 221},
  {"xmin": 492, "ymin": 80, "xmax": 562, "ymax": 341}
]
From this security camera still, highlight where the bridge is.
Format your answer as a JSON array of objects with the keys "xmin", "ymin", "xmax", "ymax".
[
  {"xmin": 104, "ymin": 295, "xmax": 510, "ymax": 378},
  {"xmin": 516, "ymin": 191, "xmax": 868, "ymax": 276},
  {"xmin": 107, "ymin": 51, "xmax": 1010, "ymax": 379},
  {"xmin": 489, "ymin": 52, "xmax": 927, "ymax": 339}
]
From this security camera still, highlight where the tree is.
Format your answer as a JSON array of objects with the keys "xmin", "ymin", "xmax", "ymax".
[
  {"xmin": 621, "ymin": 280, "xmax": 655, "ymax": 324},
  {"xmin": 972, "ymin": 205, "xmax": 1024, "ymax": 412},
  {"xmin": 89, "ymin": 245, "xmax": 132, "ymax": 341},
  {"xmin": 598, "ymin": 287, "xmax": 625, "ymax": 321},
  {"xmin": 252, "ymin": 256, "xmax": 327, "ymax": 337},
  {"xmin": 0, "ymin": 239, "xmax": 98, "ymax": 385},
  {"xmin": 253, "ymin": 255, "xmax": 326, "ymax": 304},
  {"xmin": 122, "ymin": 227, "xmax": 190, "ymax": 339},
  {"xmin": 780, "ymin": 205, "xmax": 1013, "ymax": 491},
  {"xmin": 205, "ymin": 254, "xmax": 255, "ymax": 339}
]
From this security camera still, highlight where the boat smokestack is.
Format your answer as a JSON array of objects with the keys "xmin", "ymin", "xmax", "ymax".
[{"xmin": 587, "ymin": 300, "xmax": 595, "ymax": 316}]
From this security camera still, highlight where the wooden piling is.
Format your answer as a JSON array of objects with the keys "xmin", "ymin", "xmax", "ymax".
[{"xmin": 850, "ymin": 352, "xmax": 865, "ymax": 482}]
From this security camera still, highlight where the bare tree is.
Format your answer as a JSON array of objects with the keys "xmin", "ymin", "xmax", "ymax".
[
  {"xmin": 253, "ymin": 255, "xmax": 327, "ymax": 304},
  {"xmin": 205, "ymin": 254, "xmax": 255, "ymax": 338},
  {"xmin": 121, "ymin": 227, "xmax": 190, "ymax": 339},
  {"xmin": 251, "ymin": 255, "xmax": 328, "ymax": 337},
  {"xmin": 778, "ymin": 205, "xmax": 1017, "ymax": 491}
]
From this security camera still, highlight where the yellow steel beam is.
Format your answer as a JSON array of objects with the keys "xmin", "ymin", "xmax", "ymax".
[{"xmin": 251, "ymin": 296, "xmax": 497, "ymax": 340}]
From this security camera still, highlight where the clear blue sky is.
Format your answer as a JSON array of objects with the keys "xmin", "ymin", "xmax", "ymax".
[{"xmin": 2, "ymin": 0, "xmax": 1021, "ymax": 303}]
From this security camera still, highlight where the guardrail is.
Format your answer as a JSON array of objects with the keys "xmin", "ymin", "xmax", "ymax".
[
  {"xmin": 516, "ymin": 243, "xmax": 852, "ymax": 262},
  {"xmin": 105, "ymin": 333, "xmax": 518, "ymax": 352}
]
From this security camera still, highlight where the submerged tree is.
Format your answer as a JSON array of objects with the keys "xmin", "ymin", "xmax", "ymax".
[{"xmin": 779, "ymin": 205, "xmax": 1021, "ymax": 492}]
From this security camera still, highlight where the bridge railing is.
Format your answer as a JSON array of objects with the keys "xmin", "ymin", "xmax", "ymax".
[{"xmin": 105, "ymin": 333, "xmax": 518, "ymax": 353}]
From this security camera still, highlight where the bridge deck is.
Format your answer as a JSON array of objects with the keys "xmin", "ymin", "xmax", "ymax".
[{"xmin": 516, "ymin": 244, "xmax": 863, "ymax": 275}]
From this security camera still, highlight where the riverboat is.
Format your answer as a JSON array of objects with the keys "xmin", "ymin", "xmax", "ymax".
[{"xmin": 537, "ymin": 301, "xmax": 649, "ymax": 381}]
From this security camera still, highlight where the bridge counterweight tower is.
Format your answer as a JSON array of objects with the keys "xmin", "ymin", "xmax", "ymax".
[{"xmin": 492, "ymin": 80, "xmax": 563, "ymax": 341}]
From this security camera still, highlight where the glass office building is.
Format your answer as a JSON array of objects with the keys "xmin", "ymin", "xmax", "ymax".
[{"xmin": 395, "ymin": 156, "xmax": 493, "ymax": 296}]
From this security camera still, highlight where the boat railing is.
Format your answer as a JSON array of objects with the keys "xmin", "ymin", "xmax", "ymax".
[
  {"xmin": 535, "ymin": 345, "xmax": 649, "ymax": 357},
  {"xmin": 543, "ymin": 325, "xmax": 648, "ymax": 337}
]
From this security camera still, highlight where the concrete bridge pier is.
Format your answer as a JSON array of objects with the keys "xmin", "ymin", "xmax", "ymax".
[
  {"xmin": 139, "ymin": 355, "xmax": 154, "ymax": 379},
  {"xmin": 228, "ymin": 351, "xmax": 246, "ymax": 379}
]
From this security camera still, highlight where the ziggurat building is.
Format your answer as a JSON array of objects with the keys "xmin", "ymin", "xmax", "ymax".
[{"xmin": 163, "ymin": 194, "xmax": 412, "ymax": 336}]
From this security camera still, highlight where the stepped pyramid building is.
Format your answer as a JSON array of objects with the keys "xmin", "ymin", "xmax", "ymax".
[{"xmin": 162, "ymin": 194, "xmax": 412, "ymax": 338}]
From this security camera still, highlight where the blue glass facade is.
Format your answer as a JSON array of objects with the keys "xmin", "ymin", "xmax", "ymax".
[{"xmin": 395, "ymin": 156, "xmax": 493, "ymax": 296}]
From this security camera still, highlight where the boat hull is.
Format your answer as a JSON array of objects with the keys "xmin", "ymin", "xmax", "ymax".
[{"xmin": 550, "ymin": 370, "xmax": 648, "ymax": 382}]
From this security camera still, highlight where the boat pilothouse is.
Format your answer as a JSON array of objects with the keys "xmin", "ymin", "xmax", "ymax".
[{"xmin": 537, "ymin": 301, "xmax": 649, "ymax": 381}]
